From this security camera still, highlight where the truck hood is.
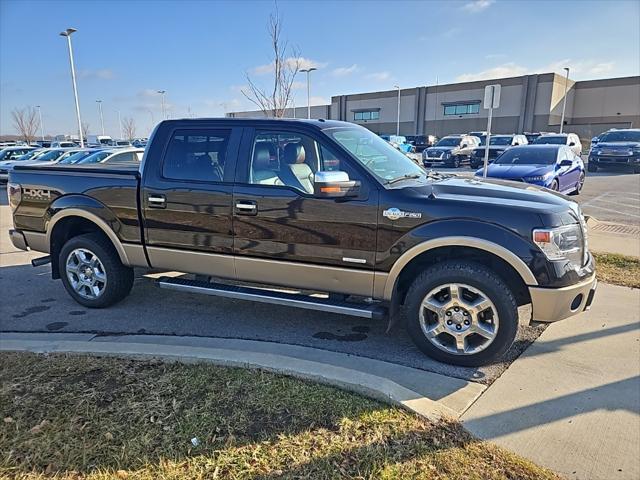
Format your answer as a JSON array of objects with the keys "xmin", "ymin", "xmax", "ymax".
[
  {"xmin": 404, "ymin": 176, "xmax": 571, "ymax": 214},
  {"xmin": 595, "ymin": 141, "xmax": 640, "ymax": 149},
  {"xmin": 427, "ymin": 146, "xmax": 458, "ymax": 153}
]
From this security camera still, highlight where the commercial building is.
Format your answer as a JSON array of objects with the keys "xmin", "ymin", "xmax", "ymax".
[{"xmin": 228, "ymin": 73, "xmax": 640, "ymax": 142}]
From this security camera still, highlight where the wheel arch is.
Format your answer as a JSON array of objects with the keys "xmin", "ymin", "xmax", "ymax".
[{"xmin": 47, "ymin": 209, "xmax": 130, "ymax": 278}]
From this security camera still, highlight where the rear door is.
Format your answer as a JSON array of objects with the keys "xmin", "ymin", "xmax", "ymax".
[
  {"xmin": 231, "ymin": 126, "xmax": 380, "ymax": 297},
  {"xmin": 141, "ymin": 123, "xmax": 241, "ymax": 278}
]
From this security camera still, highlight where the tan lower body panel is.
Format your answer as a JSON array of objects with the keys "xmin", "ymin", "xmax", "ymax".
[
  {"xmin": 146, "ymin": 246, "xmax": 235, "ymax": 279},
  {"xmin": 23, "ymin": 232, "xmax": 48, "ymax": 253},
  {"xmin": 235, "ymin": 256, "xmax": 375, "ymax": 298},
  {"xmin": 528, "ymin": 274, "xmax": 597, "ymax": 322},
  {"xmin": 121, "ymin": 243, "xmax": 148, "ymax": 267}
]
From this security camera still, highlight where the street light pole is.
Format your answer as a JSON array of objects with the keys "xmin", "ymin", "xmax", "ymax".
[
  {"xmin": 157, "ymin": 90, "xmax": 166, "ymax": 119},
  {"xmin": 117, "ymin": 110, "xmax": 123, "ymax": 140},
  {"xmin": 60, "ymin": 28, "xmax": 84, "ymax": 147},
  {"xmin": 36, "ymin": 105, "xmax": 44, "ymax": 141},
  {"xmin": 560, "ymin": 67, "xmax": 570, "ymax": 134},
  {"xmin": 300, "ymin": 68, "xmax": 317, "ymax": 119},
  {"xmin": 96, "ymin": 100, "xmax": 105, "ymax": 136},
  {"xmin": 394, "ymin": 85, "xmax": 401, "ymax": 136}
]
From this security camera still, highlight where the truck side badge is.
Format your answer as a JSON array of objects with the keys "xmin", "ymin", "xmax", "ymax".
[{"xmin": 383, "ymin": 207, "xmax": 422, "ymax": 221}]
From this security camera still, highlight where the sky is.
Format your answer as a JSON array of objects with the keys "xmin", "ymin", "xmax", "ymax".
[{"xmin": 1, "ymin": 0, "xmax": 639, "ymax": 137}]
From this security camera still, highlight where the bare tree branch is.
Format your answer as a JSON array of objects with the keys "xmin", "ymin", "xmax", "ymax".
[
  {"xmin": 11, "ymin": 107, "xmax": 39, "ymax": 144},
  {"xmin": 241, "ymin": 6, "xmax": 301, "ymax": 117},
  {"xmin": 122, "ymin": 117, "xmax": 136, "ymax": 140},
  {"xmin": 81, "ymin": 122, "xmax": 90, "ymax": 140}
]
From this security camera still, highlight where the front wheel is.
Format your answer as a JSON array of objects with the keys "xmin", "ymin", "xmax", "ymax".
[
  {"xmin": 451, "ymin": 157, "xmax": 461, "ymax": 168},
  {"xmin": 570, "ymin": 172, "xmax": 585, "ymax": 195},
  {"xmin": 587, "ymin": 163, "xmax": 598, "ymax": 173},
  {"xmin": 59, "ymin": 233, "xmax": 134, "ymax": 308},
  {"xmin": 403, "ymin": 261, "xmax": 518, "ymax": 366},
  {"xmin": 549, "ymin": 179, "xmax": 559, "ymax": 191}
]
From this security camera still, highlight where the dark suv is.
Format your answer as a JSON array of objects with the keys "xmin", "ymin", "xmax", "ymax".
[{"xmin": 588, "ymin": 129, "xmax": 640, "ymax": 173}]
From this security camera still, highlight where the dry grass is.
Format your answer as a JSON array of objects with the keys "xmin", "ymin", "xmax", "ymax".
[
  {"xmin": 0, "ymin": 352, "xmax": 559, "ymax": 480},
  {"xmin": 594, "ymin": 252, "xmax": 640, "ymax": 289}
]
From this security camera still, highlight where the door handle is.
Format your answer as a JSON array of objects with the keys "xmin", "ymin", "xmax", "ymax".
[
  {"xmin": 147, "ymin": 194, "xmax": 166, "ymax": 208},
  {"xmin": 235, "ymin": 201, "xmax": 257, "ymax": 215}
]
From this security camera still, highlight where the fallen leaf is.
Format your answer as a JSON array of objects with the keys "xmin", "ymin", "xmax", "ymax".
[
  {"xmin": 104, "ymin": 432, "xmax": 114, "ymax": 441},
  {"xmin": 116, "ymin": 470, "xmax": 129, "ymax": 479},
  {"xmin": 3, "ymin": 417, "xmax": 13, "ymax": 423},
  {"xmin": 30, "ymin": 420, "xmax": 50, "ymax": 434}
]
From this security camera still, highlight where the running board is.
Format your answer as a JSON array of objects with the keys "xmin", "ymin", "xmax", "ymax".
[{"xmin": 157, "ymin": 276, "xmax": 386, "ymax": 319}]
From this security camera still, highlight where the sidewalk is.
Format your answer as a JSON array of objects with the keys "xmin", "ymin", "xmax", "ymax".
[
  {"xmin": 461, "ymin": 283, "xmax": 640, "ymax": 480},
  {"xmin": 587, "ymin": 218, "xmax": 640, "ymax": 258}
]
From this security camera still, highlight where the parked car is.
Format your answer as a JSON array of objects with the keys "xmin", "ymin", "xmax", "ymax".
[
  {"xmin": 76, "ymin": 148, "xmax": 144, "ymax": 165},
  {"xmin": 468, "ymin": 131, "xmax": 487, "ymax": 145},
  {"xmin": 87, "ymin": 135, "xmax": 114, "ymax": 147},
  {"xmin": 533, "ymin": 133, "xmax": 582, "ymax": 156},
  {"xmin": 34, "ymin": 140, "xmax": 52, "ymax": 148},
  {"xmin": 0, "ymin": 146, "xmax": 39, "ymax": 181},
  {"xmin": 380, "ymin": 135, "xmax": 413, "ymax": 153},
  {"xmin": 476, "ymin": 144, "xmax": 585, "ymax": 194},
  {"xmin": 57, "ymin": 148, "xmax": 105, "ymax": 165},
  {"xmin": 0, "ymin": 148, "xmax": 70, "ymax": 181},
  {"xmin": 113, "ymin": 140, "xmax": 132, "ymax": 147},
  {"xmin": 587, "ymin": 129, "xmax": 640, "ymax": 173},
  {"xmin": 405, "ymin": 135, "xmax": 436, "ymax": 152},
  {"xmin": 50, "ymin": 141, "xmax": 78, "ymax": 148},
  {"xmin": 423, "ymin": 134, "xmax": 480, "ymax": 168},
  {"xmin": 470, "ymin": 134, "xmax": 528, "ymax": 169},
  {"xmin": 132, "ymin": 138, "xmax": 148, "ymax": 148},
  {"xmin": 8, "ymin": 118, "xmax": 596, "ymax": 366}
]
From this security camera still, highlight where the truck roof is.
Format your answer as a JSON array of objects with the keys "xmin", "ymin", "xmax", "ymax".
[{"xmin": 159, "ymin": 117, "xmax": 349, "ymax": 131}]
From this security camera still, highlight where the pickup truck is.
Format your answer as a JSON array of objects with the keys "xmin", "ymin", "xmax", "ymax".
[{"xmin": 8, "ymin": 118, "xmax": 597, "ymax": 366}]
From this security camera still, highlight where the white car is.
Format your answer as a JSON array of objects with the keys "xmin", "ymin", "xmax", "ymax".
[
  {"xmin": 0, "ymin": 146, "xmax": 39, "ymax": 181},
  {"xmin": 533, "ymin": 133, "xmax": 583, "ymax": 157},
  {"xmin": 76, "ymin": 148, "xmax": 144, "ymax": 165}
]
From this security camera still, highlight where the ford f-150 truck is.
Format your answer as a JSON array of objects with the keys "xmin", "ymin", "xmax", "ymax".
[{"xmin": 8, "ymin": 118, "xmax": 597, "ymax": 366}]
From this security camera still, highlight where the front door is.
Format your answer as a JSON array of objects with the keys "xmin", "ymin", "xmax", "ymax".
[
  {"xmin": 232, "ymin": 127, "xmax": 379, "ymax": 297},
  {"xmin": 141, "ymin": 124, "xmax": 241, "ymax": 278}
]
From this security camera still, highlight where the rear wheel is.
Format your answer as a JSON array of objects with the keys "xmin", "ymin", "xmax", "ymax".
[
  {"xmin": 403, "ymin": 261, "xmax": 518, "ymax": 366},
  {"xmin": 59, "ymin": 233, "xmax": 134, "ymax": 308}
]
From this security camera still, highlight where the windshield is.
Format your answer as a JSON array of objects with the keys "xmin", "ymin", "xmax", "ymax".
[
  {"xmin": 494, "ymin": 148, "xmax": 557, "ymax": 165},
  {"xmin": 34, "ymin": 150, "xmax": 65, "ymax": 162},
  {"xmin": 533, "ymin": 135, "xmax": 566, "ymax": 145},
  {"xmin": 58, "ymin": 151, "xmax": 95, "ymax": 165},
  {"xmin": 435, "ymin": 137, "xmax": 461, "ymax": 147},
  {"xmin": 599, "ymin": 131, "xmax": 640, "ymax": 143},
  {"xmin": 327, "ymin": 127, "xmax": 426, "ymax": 184},
  {"xmin": 77, "ymin": 151, "xmax": 111, "ymax": 164},
  {"xmin": 16, "ymin": 150, "xmax": 40, "ymax": 161},
  {"xmin": 488, "ymin": 136, "xmax": 513, "ymax": 146}
]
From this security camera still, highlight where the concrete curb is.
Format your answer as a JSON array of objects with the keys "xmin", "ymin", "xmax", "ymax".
[{"xmin": 0, "ymin": 332, "xmax": 486, "ymax": 422}]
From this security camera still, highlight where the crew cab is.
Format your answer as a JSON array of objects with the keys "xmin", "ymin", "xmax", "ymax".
[{"xmin": 8, "ymin": 118, "xmax": 597, "ymax": 366}]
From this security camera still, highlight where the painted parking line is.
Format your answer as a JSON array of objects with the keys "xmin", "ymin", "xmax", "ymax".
[
  {"xmin": 582, "ymin": 204, "xmax": 640, "ymax": 219},
  {"xmin": 594, "ymin": 198, "xmax": 640, "ymax": 210}
]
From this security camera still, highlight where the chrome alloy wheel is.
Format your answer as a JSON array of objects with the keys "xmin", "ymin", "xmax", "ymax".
[
  {"xmin": 418, "ymin": 283, "xmax": 499, "ymax": 355},
  {"xmin": 65, "ymin": 248, "xmax": 107, "ymax": 299}
]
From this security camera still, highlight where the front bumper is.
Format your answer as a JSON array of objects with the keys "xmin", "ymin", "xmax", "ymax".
[
  {"xmin": 9, "ymin": 229, "xmax": 28, "ymax": 250},
  {"xmin": 589, "ymin": 153, "xmax": 640, "ymax": 167},
  {"xmin": 529, "ymin": 273, "xmax": 597, "ymax": 323}
]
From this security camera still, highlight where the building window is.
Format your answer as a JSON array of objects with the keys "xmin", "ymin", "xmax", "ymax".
[
  {"xmin": 354, "ymin": 110, "xmax": 380, "ymax": 121},
  {"xmin": 443, "ymin": 102, "xmax": 480, "ymax": 116}
]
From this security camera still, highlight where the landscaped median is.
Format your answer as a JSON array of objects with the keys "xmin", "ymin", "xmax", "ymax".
[
  {"xmin": 592, "ymin": 252, "xmax": 640, "ymax": 289},
  {"xmin": 1, "ymin": 353, "xmax": 559, "ymax": 479}
]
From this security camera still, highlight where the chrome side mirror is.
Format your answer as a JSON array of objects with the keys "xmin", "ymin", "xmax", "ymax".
[{"xmin": 314, "ymin": 170, "xmax": 360, "ymax": 198}]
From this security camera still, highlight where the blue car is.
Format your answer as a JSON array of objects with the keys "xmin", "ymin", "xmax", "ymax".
[{"xmin": 475, "ymin": 144, "xmax": 585, "ymax": 195}]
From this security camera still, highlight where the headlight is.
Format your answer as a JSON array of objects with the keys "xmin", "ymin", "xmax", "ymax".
[
  {"xmin": 533, "ymin": 224, "xmax": 584, "ymax": 265},
  {"xmin": 444, "ymin": 151, "xmax": 451, "ymax": 158},
  {"xmin": 525, "ymin": 172, "xmax": 553, "ymax": 182}
]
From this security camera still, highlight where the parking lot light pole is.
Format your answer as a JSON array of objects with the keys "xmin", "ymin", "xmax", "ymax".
[
  {"xmin": 394, "ymin": 85, "xmax": 401, "ymax": 136},
  {"xmin": 36, "ymin": 105, "xmax": 44, "ymax": 141},
  {"xmin": 560, "ymin": 67, "xmax": 570, "ymax": 134},
  {"xmin": 60, "ymin": 28, "xmax": 84, "ymax": 147},
  {"xmin": 157, "ymin": 90, "xmax": 166, "ymax": 120},
  {"xmin": 96, "ymin": 100, "xmax": 105, "ymax": 136},
  {"xmin": 300, "ymin": 68, "xmax": 317, "ymax": 119}
]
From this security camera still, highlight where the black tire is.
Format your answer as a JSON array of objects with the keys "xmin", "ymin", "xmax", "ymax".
[
  {"xmin": 59, "ymin": 233, "xmax": 134, "ymax": 308},
  {"xmin": 634, "ymin": 166, "xmax": 640, "ymax": 174},
  {"xmin": 587, "ymin": 162, "xmax": 598, "ymax": 173},
  {"xmin": 549, "ymin": 179, "xmax": 559, "ymax": 191},
  {"xmin": 403, "ymin": 260, "xmax": 518, "ymax": 367},
  {"xmin": 451, "ymin": 157, "xmax": 461, "ymax": 168}
]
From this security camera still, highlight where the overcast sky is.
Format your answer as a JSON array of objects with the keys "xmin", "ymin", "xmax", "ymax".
[{"xmin": 1, "ymin": 0, "xmax": 639, "ymax": 137}]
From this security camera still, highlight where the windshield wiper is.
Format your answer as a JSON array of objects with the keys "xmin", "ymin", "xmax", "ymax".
[{"xmin": 384, "ymin": 173, "xmax": 423, "ymax": 185}]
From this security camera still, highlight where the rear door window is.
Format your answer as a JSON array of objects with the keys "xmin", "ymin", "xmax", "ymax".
[{"xmin": 162, "ymin": 129, "xmax": 230, "ymax": 182}]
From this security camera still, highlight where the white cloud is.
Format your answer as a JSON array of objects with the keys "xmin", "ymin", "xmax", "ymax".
[
  {"xmin": 462, "ymin": 0, "xmax": 495, "ymax": 13},
  {"xmin": 309, "ymin": 95, "xmax": 329, "ymax": 106},
  {"xmin": 366, "ymin": 71, "xmax": 392, "ymax": 82},
  {"xmin": 331, "ymin": 64, "xmax": 359, "ymax": 77},
  {"xmin": 79, "ymin": 69, "xmax": 114, "ymax": 80},
  {"xmin": 456, "ymin": 59, "xmax": 617, "ymax": 82},
  {"xmin": 250, "ymin": 57, "xmax": 327, "ymax": 75}
]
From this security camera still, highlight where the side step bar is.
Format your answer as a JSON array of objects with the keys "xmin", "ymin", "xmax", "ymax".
[{"xmin": 157, "ymin": 276, "xmax": 387, "ymax": 319}]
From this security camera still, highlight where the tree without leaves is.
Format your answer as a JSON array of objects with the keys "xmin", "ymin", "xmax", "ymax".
[
  {"xmin": 122, "ymin": 117, "xmax": 136, "ymax": 140},
  {"xmin": 81, "ymin": 122, "xmax": 90, "ymax": 140},
  {"xmin": 11, "ymin": 107, "xmax": 39, "ymax": 144},
  {"xmin": 241, "ymin": 7, "xmax": 301, "ymax": 118}
]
